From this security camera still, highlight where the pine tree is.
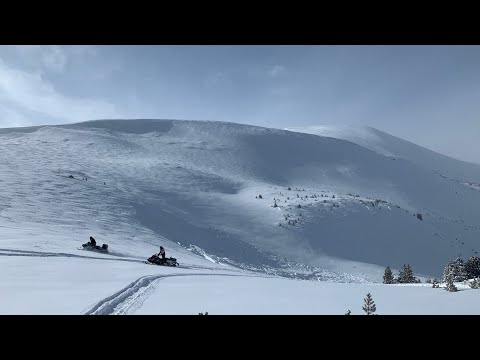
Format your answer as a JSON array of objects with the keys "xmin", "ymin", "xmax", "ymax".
[
  {"xmin": 445, "ymin": 273, "xmax": 458, "ymax": 292},
  {"xmin": 362, "ymin": 293, "xmax": 377, "ymax": 315},
  {"xmin": 432, "ymin": 278, "xmax": 440, "ymax": 288},
  {"xmin": 465, "ymin": 256, "xmax": 480, "ymax": 279},
  {"xmin": 383, "ymin": 266, "xmax": 394, "ymax": 284},
  {"xmin": 443, "ymin": 258, "xmax": 467, "ymax": 282},
  {"xmin": 397, "ymin": 264, "xmax": 416, "ymax": 283}
]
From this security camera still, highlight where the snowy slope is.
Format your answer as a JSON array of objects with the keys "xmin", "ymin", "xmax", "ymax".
[
  {"xmin": 1, "ymin": 119, "xmax": 480, "ymax": 288},
  {"xmin": 135, "ymin": 276, "xmax": 480, "ymax": 315},
  {"xmin": 1, "ymin": 119, "xmax": 480, "ymax": 314},
  {"xmin": 1, "ymin": 256, "xmax": 479, "ymax": 315},
  {"xmin": 285, "ymin": 125, "xmax": 480, "ymax": 184}
]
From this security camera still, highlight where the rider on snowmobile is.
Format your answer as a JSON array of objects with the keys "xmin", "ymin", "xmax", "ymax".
[{"xmin": 158, "ymin": 246, "xmax": 166, "ymax": 259}]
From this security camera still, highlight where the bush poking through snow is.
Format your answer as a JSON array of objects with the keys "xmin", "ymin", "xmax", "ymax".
[{"xmin": 470, "ymin": 278, "xmax": 480, "ymax": 289}]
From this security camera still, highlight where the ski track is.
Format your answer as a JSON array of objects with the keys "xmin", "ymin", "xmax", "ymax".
[{"xmin": 84, "ymin": 273, "xmax": 245, "ymax": 315}]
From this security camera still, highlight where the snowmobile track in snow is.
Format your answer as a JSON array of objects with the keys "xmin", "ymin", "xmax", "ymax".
[
  {"xmin": 0, "ymin": 248, "xmax": 239, "ymax": 271},
  {"xmin": 83, "ymin": 273, "xmax": 243, "ymax": 315},
  {"xmin": 0, "ymin": 248, "xmax": 145, "ymax": 264}
]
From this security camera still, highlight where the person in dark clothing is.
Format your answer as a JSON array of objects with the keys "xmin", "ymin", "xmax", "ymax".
[
  {"xmin": 158, "ymin": 246, "xmax": 166, "ymax": 259},
  {"xmin": 89, "ymin": 236, "xmax": 96, "ymax": 246}
]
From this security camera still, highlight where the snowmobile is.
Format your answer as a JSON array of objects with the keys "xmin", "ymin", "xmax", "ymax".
[
  {"xmin": 147, "ymin": 254, "xmax": 179, "ymax": 267},
  {"xmin": 81, "ymin": 242, "xmax": 109, "ymax": 253}
]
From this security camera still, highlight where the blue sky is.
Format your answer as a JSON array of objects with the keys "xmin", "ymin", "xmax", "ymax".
[{"xmin": 0, "ymin": 45, "xmax": 479, "ymax": 163}]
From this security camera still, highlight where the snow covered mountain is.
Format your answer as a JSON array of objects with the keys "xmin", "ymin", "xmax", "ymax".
[
  {"xmin": 1, "ymin": 119, "xmax": 480, "ymax": 314},
  {"xmin": 2, "ymin": 119, "xmax": 479, "ymax": 276},
  {"xmin": 285, "ymin": 125, "xmax": 480, "ymax": 184}
]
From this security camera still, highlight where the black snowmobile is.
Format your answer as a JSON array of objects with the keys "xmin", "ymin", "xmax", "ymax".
[
  {"xmin": 147, "ymin": 254, "xmax": 179, "ymax": 267},
  {"xmin": 81, "ymin": 242, "xmax": 109, "ymax": 253}
]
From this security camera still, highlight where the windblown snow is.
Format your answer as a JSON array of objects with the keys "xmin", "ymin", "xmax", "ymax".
[{"xmin": 1, "ymin": 119, "xmax": 479, "ymax": 314}]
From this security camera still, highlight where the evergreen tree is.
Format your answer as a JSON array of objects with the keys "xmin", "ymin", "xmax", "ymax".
[
  {"xmin": 383, "ymin": 266, "xmax": 394, "ymax": 284},
  {"xmin": 362, "ymin": 293, "xmax": 377, "ymax": 315},
  {"xmin": 397, "ymin": 264, "xmax": 416, "ymax": 283},
  {"xmin": 345, "ymin": 309, "xmax": 351, "ymax": 315},
  {"xmin": 465, "ymin": 256, "xmax": 480, "ymax": 279},
  {"xmin": 443, "ymin": 258, "xmax": 467, "ymax": 282},
  {"xmin": 445, "ymin": 273, "xmax": 458, "ymax": 292},
  {"xmin": 432, "ymin": 278, "xmax": 440, "ymax": 288}
]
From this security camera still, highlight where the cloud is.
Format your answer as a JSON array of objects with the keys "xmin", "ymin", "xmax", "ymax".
[
  {"xmin": 268, "ymin": 65, "xmax": 286, "ymax": 78},
  {"xmin": 0, "ymin": 103, "xmax": 31, "ymax": 128},
  {"xmin": 13, "ymin": 45, "xmax": 97, "ymax": 74},
  {"xmin": 41, "ymin": 46, "xmax": 67, "ymax": 73},
  {"xmin": 69, "ymin": 45, "xmax": 98, "ymax": 57},
  {"xmin": 0, "ymin": 58, "xmax": 121, "ymax": 127}
]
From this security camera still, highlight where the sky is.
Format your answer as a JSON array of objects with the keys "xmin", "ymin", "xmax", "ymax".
[{"xmin": 0, "ymin": 45, "xmax": 479, "ymax": 164}]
